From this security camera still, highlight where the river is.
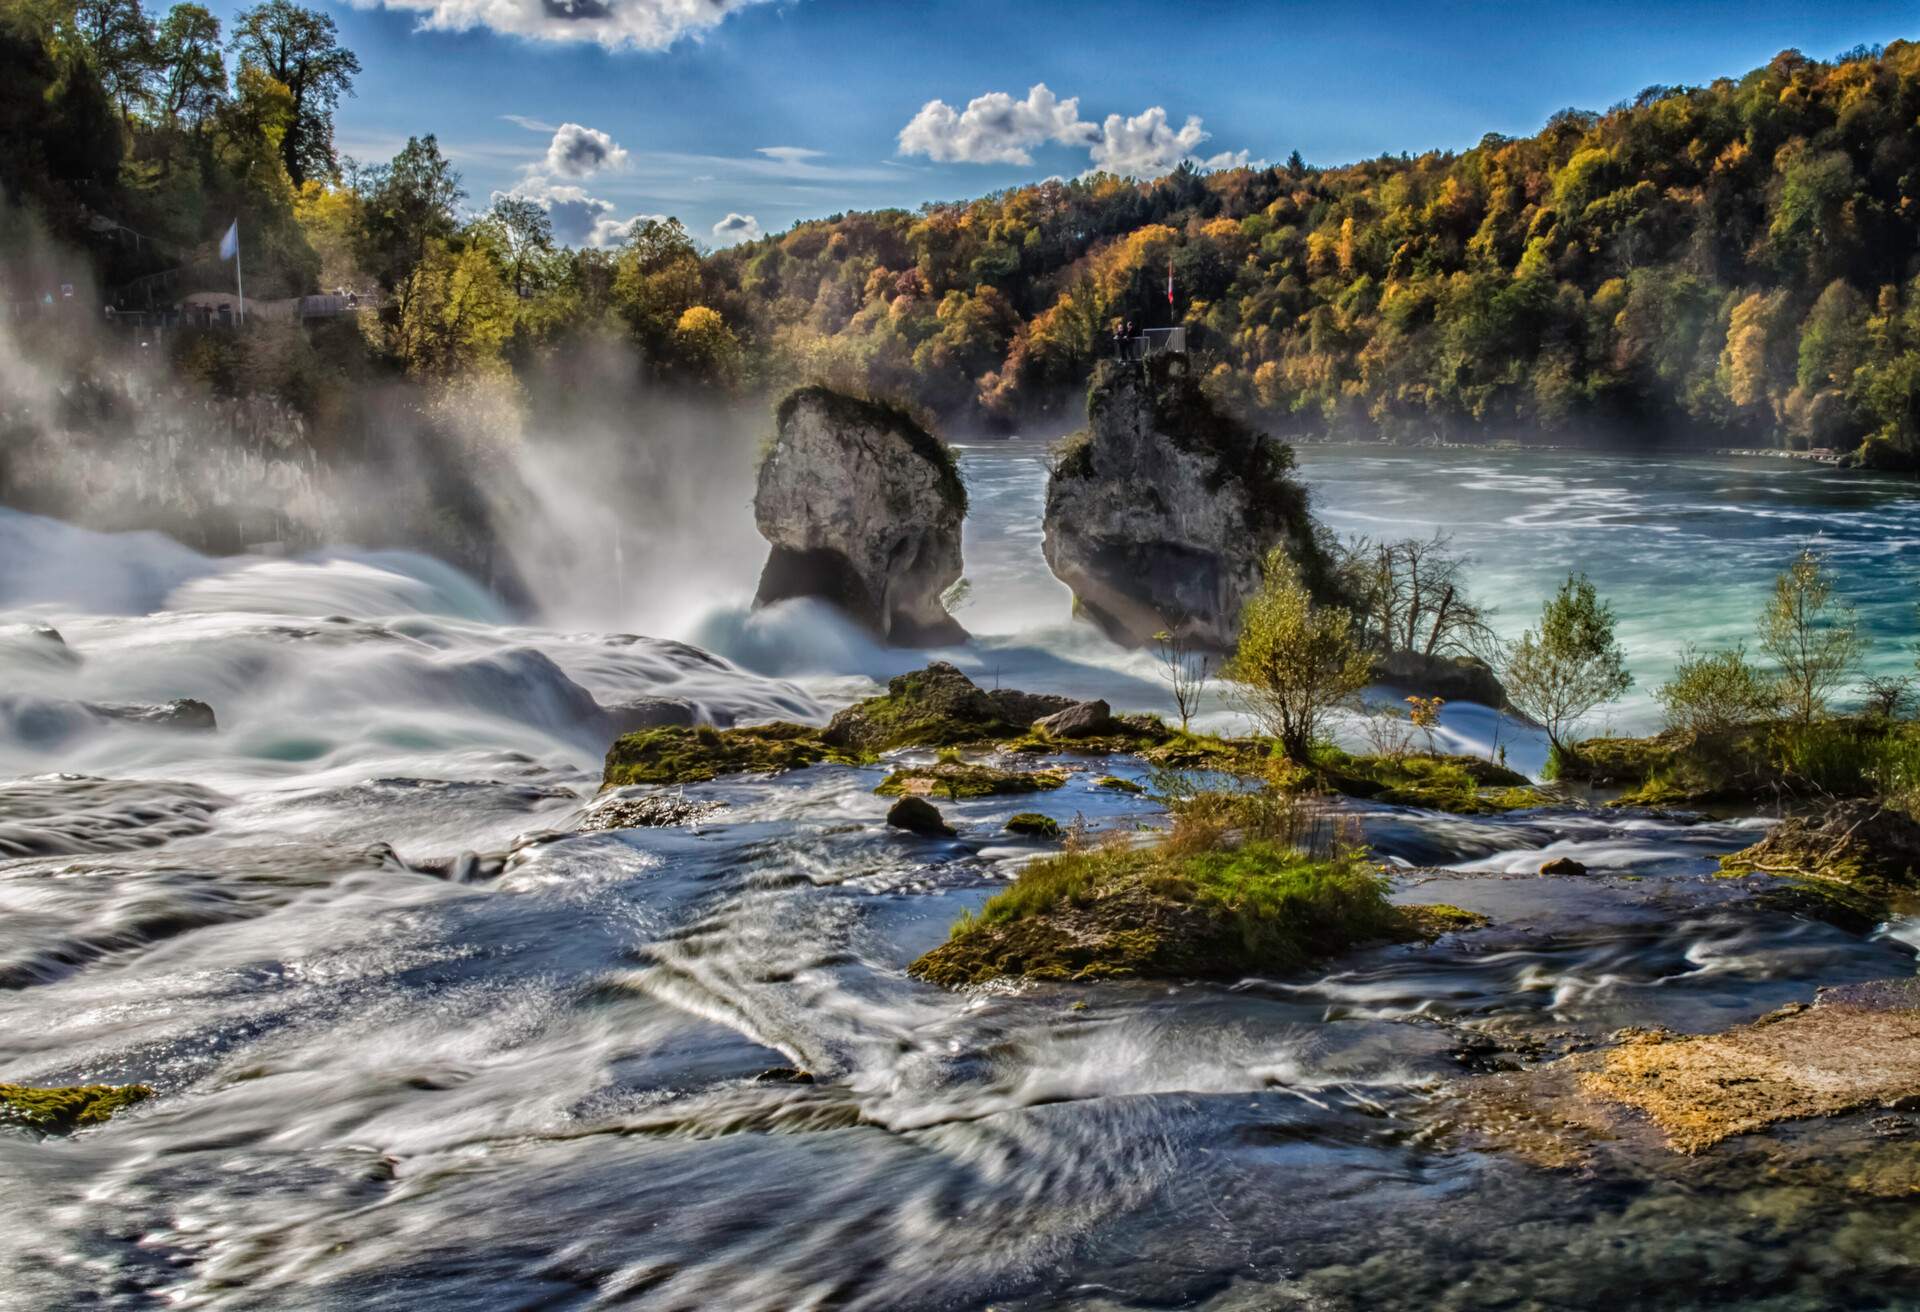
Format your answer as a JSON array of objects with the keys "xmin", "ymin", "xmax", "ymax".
[{"xmin": 1, "ymin": 444, "xmax": 1916, "ymax": 1309}]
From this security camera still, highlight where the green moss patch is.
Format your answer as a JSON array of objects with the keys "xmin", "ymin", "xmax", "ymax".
[
  {"xmin": 1135, "ymin": 732, "xmax": 1274, "ymax": 776},
  {"xmin": 876, "ymin": 761, "xmax": 1068, "ymax": 799},
  {"xmin": 910, "ymin": 837, "xmax": 1471, "ymax": 987},
  {"xmin": 1306, "ymin": 748, "xmax": 1554, "ymax": 814},
  {"xmin": 1093, "ymin": 775, "xmax": 1145, "ymax": 794},
  {"xmin": 1399, "ymin": 903, "xmax": 1493, "ymax": 937},
  {"xmin": 602, "ymin": 722, "xmax": 854, "ymax": 788},
  {"xmin": 0, "ymin": 1082, "xmax": 152, "ymax": 1134}
]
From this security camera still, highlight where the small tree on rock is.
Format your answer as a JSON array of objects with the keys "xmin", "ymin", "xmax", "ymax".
[
  {"xmin": 1225, "ymin": 550, "xmax": 1375, "ymax": 761},
  {"xmin": 1501, "ymin": 574, "xmax": 1632, "ymax": 754}
]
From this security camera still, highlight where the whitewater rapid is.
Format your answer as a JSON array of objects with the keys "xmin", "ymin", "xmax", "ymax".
[{"xmin": 2, "ymin": 446, "xmax": 1917, "ymax": 1310}]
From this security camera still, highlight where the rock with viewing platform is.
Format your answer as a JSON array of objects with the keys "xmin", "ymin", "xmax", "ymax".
[{"xmin": 1043, "ymin": 353, "xmax": 1331, "ymax": 649}]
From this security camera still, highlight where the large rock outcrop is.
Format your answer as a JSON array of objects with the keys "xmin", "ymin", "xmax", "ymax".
[
  {"xmin": 1043, "ymin": 355, "xmax": 1328, "ymax": 648},
  {"xmin": 753, "ymin": 387, "xmax": 968, "ymax": 645}
]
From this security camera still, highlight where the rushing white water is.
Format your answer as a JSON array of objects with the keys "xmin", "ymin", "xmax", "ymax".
[{"xmin": 1, "ymin": 445, "xmax": 1916, "ymax": 1310}]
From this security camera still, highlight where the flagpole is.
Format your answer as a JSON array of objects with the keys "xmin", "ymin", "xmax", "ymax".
[{"xmin": 235, "ymin": 226, "xmax": 245, "ymax": 326}]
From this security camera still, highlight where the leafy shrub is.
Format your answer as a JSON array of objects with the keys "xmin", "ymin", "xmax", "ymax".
[{"xmin": 1656, "ymin": 643, "xmax": 1778, "ymax": 735}]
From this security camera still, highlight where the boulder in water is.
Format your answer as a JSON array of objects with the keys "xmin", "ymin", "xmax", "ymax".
[
  {"xmin": 875, "ymin": 761, "xmax": 1068, "ymax": 799},
  {"xmin": 87, "ymin": 699, "xmax": 218, "ymax": 732},
  {"xmin": 886, "ymin": 795, "xmax": 955, "ymax": 837},
  {"xmin": 754, "ymin": 387, "xmax": 968, "ymax": 645},
  {"xmin": 1005, "ymin": 812, "xmax": 1062, "ymax": 838},
  {"xmin": 1538, "ymin": 856, "xmax": 1589, "ymax": 876},
  {"xmin": 1033, "ymin": 699, "xmax": 1116, "ymax": 739},
  {"xmin": 1044, "ymin": 355, "xmax": 1330, "ymax": 648},
  {"xmin": 0, "ymin": 624, "xmax": 81, "ymax": 670}
]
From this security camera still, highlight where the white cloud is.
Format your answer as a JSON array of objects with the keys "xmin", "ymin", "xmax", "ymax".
[
  {"xmin": 589, "ymin": 212, "xmax": 667, "ymax": 246},
  {"xmin": 498, "ymin": 176, "xmax": 654, "ymax": 248},
  {"xmin": 756, "ymin": 146, "xmax": 824, "ymax": 164},
  {"xmin": 500, "ymin": 113, "xmax": 558, "ymax": 133},
  {"xmin": 896, "ymin": 85, "xmax": 1250, "ymax": 179},
  {"xmin": 1087, "ymin": 107, "xmax": 1211, "ymax": 177},
  {"xmin": 711, "ymin": 212, "xmax": 760, "ymax": 245},
  {"xmin": 346, "ymin": 0, "xmax": 774, "ymax": 51},
  {"xmin": 1197, "ymin": 149, "xmax": 1255, "ymax": 171},
  {"xmin": 897, "ymin": 83, "xmax": 1095, "ymax": 166},
  {"xmin": 545, "ymin": 122, "xmax": 629, "ymax": 178}
]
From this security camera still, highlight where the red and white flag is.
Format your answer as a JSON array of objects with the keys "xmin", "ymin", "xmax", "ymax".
[{"xmin": 1167, "ymin": 257, "xmax": 1174, "ymax": 307}]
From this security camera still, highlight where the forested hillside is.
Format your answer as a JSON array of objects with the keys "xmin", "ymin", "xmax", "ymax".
[
  {"xmin": 7, "ymin": 1, "xmax": 1920, "ymax": 467},
  {"xmin": 708, "ymin": 42, "xmax": 1920, "ymax": 463}
]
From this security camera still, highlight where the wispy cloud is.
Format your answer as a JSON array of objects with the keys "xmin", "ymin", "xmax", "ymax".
[
  {"xmin": 500, "ymin": 113, "xmax": 558, "ymax": 133},
  {"xmin": 756, "ymin": 146, "xmax": 825, "ymax": 164}
]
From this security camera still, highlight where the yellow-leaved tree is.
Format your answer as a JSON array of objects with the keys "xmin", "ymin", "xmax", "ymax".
[{"xmin": 1225, "ymin": 550, "xmax": 1376, "ymax": 761}]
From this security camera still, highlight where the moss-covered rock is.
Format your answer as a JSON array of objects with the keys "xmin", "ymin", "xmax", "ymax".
[
  {"xmin": 0, "ymin": 1081, "xmax": 152, "ymax": 1134},
  {"xmin": 1564, "ymin": 720, "xmax": 1920, "ymax": 807},
  {"xmin": 1092, "ymin": 775, "xmax": 1145, "ymax": 794},
  {"xmin": 875, "ymin": 760, "xmax": 1068, "ymax": 799},
  {"xmin": 909, "ymin": 837, "xmax": 1473, "ymax": 987},
  {"xmin": 1307, "ymin": 749, "xmax": 1556, "ymax": 814},
  {"xmin": 1398, "ymin": 903, "xmax": 1493, "ymax": 938},
  {"xmin": 1004, "ymin": 812, "xmax": 1062, "ymax": 838},
  {"xmin": 1721, "ymin": 800, "xmax": 1920, "ymax": 887},
  {"xmin": 602, "ymin": 722, "xmax": 853, "ymax": 788},
  {"xmin": 1719, "ymin": 800, "xmax": 1920, "ymax": 926},
  {"xmin": 823, "ymin": 661, "xmax": 1074, "ymax": 752}
]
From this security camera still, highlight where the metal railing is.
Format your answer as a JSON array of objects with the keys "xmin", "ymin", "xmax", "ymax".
[{"xmin": 1112, "ymin": 326, "xmax": 1187, "ymax": 361}]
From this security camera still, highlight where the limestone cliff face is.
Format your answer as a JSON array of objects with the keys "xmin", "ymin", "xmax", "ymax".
[
  {"xmin": 753, "ymin": 387, "xmax": 968, "ymax": 645},
  {"xmin": 1043, "ymin": 355, "xmax": 1327, "ymax": 648}
]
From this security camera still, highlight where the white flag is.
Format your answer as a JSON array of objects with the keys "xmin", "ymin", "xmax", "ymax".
[{"xmin": 219, "ymin": 220, "xmax": 238, "ymax": 261}]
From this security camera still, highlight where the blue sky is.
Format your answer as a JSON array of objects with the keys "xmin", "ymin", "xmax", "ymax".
[{"xmin": 210, "ymin": 0, "xmax": 1915, "ymax": 248}]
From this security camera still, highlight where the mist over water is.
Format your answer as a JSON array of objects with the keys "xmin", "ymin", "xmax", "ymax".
[{"xmin": 1, "ymin": 430, "xmax": 1917, "ymax": 1308}]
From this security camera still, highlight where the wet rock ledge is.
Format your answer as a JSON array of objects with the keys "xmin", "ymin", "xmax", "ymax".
[{"xmin": 1455, "ymin": 978, "xmax": 1920, "ymax": 1163}]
